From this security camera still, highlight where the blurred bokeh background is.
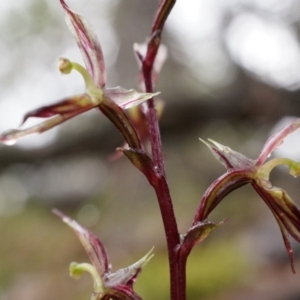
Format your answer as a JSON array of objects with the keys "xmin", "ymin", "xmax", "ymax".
[{"xmin": 1, "ymin": 0, "xmax": 300, "ymax": 299}]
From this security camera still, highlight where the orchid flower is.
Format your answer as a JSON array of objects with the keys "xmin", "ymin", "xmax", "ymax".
[
  {"xmin": 53, "ymin": 209, "xmax": 153, "ymax": 300},
  {"xmin": 195, "ymin": 119, "xmax": 300, "ymax": 273},
  {"xmin": 109, "ymin": 43, "xmax": 167, "ymax": 161},
  {"xmin": 0, "ymin": 0, "xmax": 158, "ymax": 147}
]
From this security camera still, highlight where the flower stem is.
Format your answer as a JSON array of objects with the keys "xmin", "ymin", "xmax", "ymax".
[
  {"xmin": 143, "ymin": 0, "xmax": 176, "ymax": 175},
  {"xmin": 149, "ymin": 175, "xmax": 181, "ymax": 299},
  {"xmin": 140, "ymin": 1, "xmax": 187, "ymax": 300}
]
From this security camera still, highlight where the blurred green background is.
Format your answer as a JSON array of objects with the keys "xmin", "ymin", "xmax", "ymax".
[{"xmin": 1, "ymin": 0, "xmax": 300, "ymax": 299}]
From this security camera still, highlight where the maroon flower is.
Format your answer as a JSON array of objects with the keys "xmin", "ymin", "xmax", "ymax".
[
  {"xmin": 196, "ymin": 119, "xmax": 300, "ymax": 273},
  {"xmin": 53, "ymin": 209, "xmax": 153, "ymax": 300},
  {"xmin": 0, "ymin": 0, "xmax": 158, "ymax": 145}
]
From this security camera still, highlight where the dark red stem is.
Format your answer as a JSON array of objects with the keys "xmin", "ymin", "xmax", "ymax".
[
  {"xmin": 140, "ymin": 1, "xmax": 186, "ymax": 300},
  {"xmin": 148, "ymin": 174, "xmax": 181, "ymax": 300},
  {"xmin": 143, "ymin": 0, "xmax": 176, "ymax": 175},
  {"xmin": 142, "ymin": 32, "xmax": 165, "ymax": 174}
]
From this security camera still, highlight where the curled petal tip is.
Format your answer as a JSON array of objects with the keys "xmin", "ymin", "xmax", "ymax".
[
  {"xmin": 58, "ymin": 57, "xmax": 73, "ymax": 74},
  {"xmin": 69, "ymin": 262, "xmax": 103, "ymax": 291}
]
